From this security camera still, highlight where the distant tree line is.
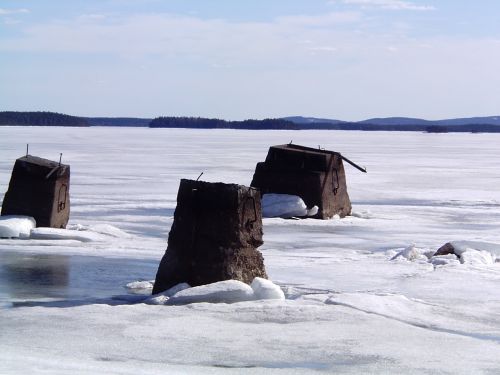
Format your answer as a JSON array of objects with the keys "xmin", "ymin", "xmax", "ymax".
[
  {"xmin": 2, "ymin": 111, "xmax": 500, "ymax": 133},
  {"xmin": 85, "ymin": 117, "xmax": 151, "ymax": 127},
  {"xmin": 0, "ymin": 111, "xmax": 89, "ymax": 127},
  {"xmin": 149, "ymin": 117, "xmax": 300, "ymax": 130}
]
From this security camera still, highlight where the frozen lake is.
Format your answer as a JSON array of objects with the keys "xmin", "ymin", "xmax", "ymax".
[{"xmin": 1, "ymin": 126, "xmax": 499, "ymax": 374}]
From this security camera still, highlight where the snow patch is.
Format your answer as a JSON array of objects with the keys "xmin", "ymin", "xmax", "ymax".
[
  {"xmin": 251, "ymin": 277, "xmax": 285, "ymax": 300},
  {"xmin": 351, "ymin": 209, "xmax": 374, "ymax": 219},
  {"xmin": 262, "ymin": 194, "xmax": 318, "ymax": 218},
  {"xmin": 0, "ymin": 216, "xmax": 36, "ymax": 238}
]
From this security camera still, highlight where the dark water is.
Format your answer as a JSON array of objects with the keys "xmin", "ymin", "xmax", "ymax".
[{"xmin": 0, "ymin": 251, "xmax": 158, "ymax": 307}]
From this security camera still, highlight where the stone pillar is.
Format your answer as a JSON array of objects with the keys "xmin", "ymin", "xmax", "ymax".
[
  {"xmin": 153, "ymin": 179, "xmax": 267, "ymax": 294},
  {"xmin": 251, "ymin": 144, "xmax": 352, "ymax": 219},
  {"xmin": 1, "ymin": 155, "xmax": 70, "ymax": 228}
]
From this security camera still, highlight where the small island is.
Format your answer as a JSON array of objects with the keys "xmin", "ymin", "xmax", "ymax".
[{"xmin": 0, "ymin": 111, "xmax": 89, "ymax": 127}]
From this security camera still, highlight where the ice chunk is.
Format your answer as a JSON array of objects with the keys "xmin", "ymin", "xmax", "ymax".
[
  {"xmin": 450, "ymin": 240, "xmax": 500, "ymax": 262},
  {"xmin": 126, "ymin": 280, "xmax": 155, "ymax": 290},
  {"xmin": 430, "ymin": 255, "xmax": 460, "ymax": 266},
  {"xmin": 460, "ymin": 250, "xmax": 495, "ymax": 265},
  {"xmin": 262, "ymin": 194, "xmax": 317, "ymax": 218},
  {"xmin": 0, "ymin": 216, "xmax": 36, "ymax": 238},
  {"xmin": 167, "ymin": 280, "xmax": 255, "ymax": 305},
  {"xmin": 306, "ymin": 205, "xmax": 319, "ymax": 217},
  {"xmin": 390, "ymin": 244, "xmax": 428, "ymax": 262},
  {"xmin": 145, "ymin": 282, "xmax": 191, "ymax": 305},
  {"xmin": 251, "ymin": 277, "xmax": 285, "ymax": 300},
  {"xmin": 30, "ymin": 227, "xmax": 106, "ymax": 242}
]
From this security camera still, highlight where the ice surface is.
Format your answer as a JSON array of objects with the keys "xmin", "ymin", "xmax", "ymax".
[
  {"xmin": 1, "ymin": 127, "xmax": 500, "ymax": 373},
  {"xmin": 0, "ymin": 216, "xmax": 36, "ymax": 238}
]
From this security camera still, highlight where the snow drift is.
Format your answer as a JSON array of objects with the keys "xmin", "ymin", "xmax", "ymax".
[
  {"xmin": 0, "ymin": 216, "xmax": 36, "ymax": 238},
  {"xmin": 261, "ymin": 193, "xmax": 318, "ymax": 218}
]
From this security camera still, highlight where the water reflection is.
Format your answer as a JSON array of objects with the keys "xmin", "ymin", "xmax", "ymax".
[
  {"xmin": 2, "ymin": 253, "xmax": 70, "ymax": 299},
  {"xmin": 0, "ymin": 251, "xmax": 157, "ymax": 307}
]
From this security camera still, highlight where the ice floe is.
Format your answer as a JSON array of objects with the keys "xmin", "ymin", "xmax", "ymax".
[
  {"xmin": 0, "ymin": 216, "xmax": 36, "ymax": 238},
  {"xmin": 0, "ymin": 221, "xmax": 133, "ymax": 243},
  {"xmin": 30, "ymin": 227, "xmax": 107, "ymax": 242},
  {"xmin": 125, "ymin": 280, "xmax": 155, "ymax": 291}
]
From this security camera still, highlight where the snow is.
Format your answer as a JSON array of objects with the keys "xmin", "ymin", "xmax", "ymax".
[
  {"xmin": 262, "ymin": 193, "xmax": 318, "ymax": 218},
  {"xmin": 142, "ymin": 279, "xmax": 285, "ymax": 305},
  {"xmin": 390, "ymin": 241, "xmax": 500, "ymax": 266},
  {"xmin": 251, "ymin": 277, "xmax": 285, "ymax": 300},
  {"xmin": 144, "ymin": 282, "xmax": 191, "ymax": 305},
  {"xmin": 0, "ymin": 215, "xmax": 36, "ymax": 238},
  {"xmin": 1, "ymin": 127, "xmax": 500, "ymax": 374},
  {"xmin": 165, "ymin": 280, "xmax": 255, "ymax": 304}
]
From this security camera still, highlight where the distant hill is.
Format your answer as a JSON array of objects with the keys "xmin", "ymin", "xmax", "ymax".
[
  {"xmin": 358, "ymin": 117, "xmax": 431, "ymax": 125},
  {"xmin": 0, "ymin": 111, "xmax": 89, "ymax": 127},
  {"xmin": 435, "ymin": 116, "xmax": 500, "ymax": 126},
  {"xmin": 284, "ymin": 116, "xmax": 500, "ymax": 132}
]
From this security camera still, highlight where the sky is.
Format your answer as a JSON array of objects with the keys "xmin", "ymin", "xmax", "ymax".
[{"xmin": 1, "ymin": 0, "xmax": 499, "ymax": 121}]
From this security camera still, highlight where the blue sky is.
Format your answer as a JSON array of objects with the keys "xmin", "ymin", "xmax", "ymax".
[{"xmin": 1, "ymin": 0, "xmax": 499, "ymax": 120}]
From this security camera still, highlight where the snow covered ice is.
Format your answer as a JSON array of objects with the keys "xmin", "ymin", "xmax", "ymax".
[{"xmin": 1, "ymin": 127, "xmax": 500, "ymax": 374}]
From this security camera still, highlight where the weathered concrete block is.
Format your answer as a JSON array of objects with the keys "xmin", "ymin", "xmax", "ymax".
[
  {"xmin": 1, "ymin": 155, "xmax": 70, "ymax": 228},
  {"xmin": 153, "ymin": 179, "xmax": 267, "ymax": 294},
  {"xmin": 251, "ymin": 144, "xmax": 352, "ymax": 219}
]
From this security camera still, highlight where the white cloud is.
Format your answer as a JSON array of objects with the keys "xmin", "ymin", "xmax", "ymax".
[
  {"xmin": 276, "ymin": 11, "xmax": 361, "ymax": 27},
  {"xmin": 0, "ymin": 8, "xmax": 29, "ymax": 15},
  {"xmin": 0, "ymin": 12, "xmax": 363, "ymax": 61},
  {"xmin": 333, "ymin": 0, "xmax": 435, "ymax": 11},
  {"xmin": 2, "ymin": 9, "xmax": 499, "ymax": 120},
  {"xmin": 78, "ymin": 14, "xmax": 107, "ymax": 21},
  {"xmin": 308, "ymin": 46, "xmax": 338, "ymax": 52}
]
